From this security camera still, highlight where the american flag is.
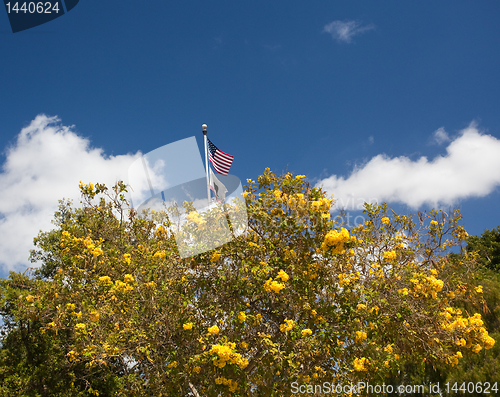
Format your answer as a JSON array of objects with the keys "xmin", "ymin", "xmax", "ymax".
[{"xmin": 207, "ymin": 138, "xmax": 234, "ymax": 175}]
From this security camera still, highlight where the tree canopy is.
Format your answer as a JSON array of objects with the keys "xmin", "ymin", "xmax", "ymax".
[{"xmin": 0, "ymin": 169, "xmax": 495, "ymax": 396}]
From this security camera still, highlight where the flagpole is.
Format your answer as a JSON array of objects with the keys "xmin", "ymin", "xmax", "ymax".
[{"xmin": 202, "ymin": 124, "xmax": 211, "ymax": 207}]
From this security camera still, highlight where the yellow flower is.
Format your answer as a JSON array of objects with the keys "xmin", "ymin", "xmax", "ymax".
[
  {"xmin": 208, "ymin": 325, "xmax": 220, "ymax": 335},
  {"xmin": 381, "ymin": 217, "xmax": 390, "ymax": 225},
  {"xmin": 276, "ymin": 270, "xmax": 289, "ymax": 282},
  {"xmin": 301, "ymin": 329, "xmax": 312, "ymax": 337},
  {"xmin": 98, "ymin": 276, "xmax": 112, "ymax": 285},
  {"xmin": 472, "ymin": 344, "xmax": 482, "ymax": 353},
  {"xmin": 279, "ymin": 319, "xmax": 295, "ymax": 332},
  {"xmin": 384, "ymin": 344, "xmax": 393, "ymax": 354},
  {"xmin": 383, "ymin": 250, "xmax": 397, "ymax": 262},
  {"xmin": 355, "ymin": 331, "xmax": 367, "ymax": 343},
  {"xmin": 153, "ymin": 251, "xmax": 166, "ymax": 259},
  {"xmin": 321, "ymin": 228, "xmax": 350, "ymax": 254},
  {"xmin": 167, "ymin": 361, "xmax": 178, "ymax": 368},
  {"xmin": 242, "ymin": 191, "xmax": 250, "ymax": 199},
  {"xmin": 66, "ymin": 303, "xmax": 76, "ymax": 311},
  {"xmin": 193, "ymin": 366, "xmax": 201, "ymax": 373},
  {"xmin": 393, "ymin": 354, "xmax": 400, "ymax": 360},
  {"xmin": 25, "ymin": 295, "xmax": 35, "ymax": 303},
  {"xmin": 123, "ymin": 274, "xmax": 135, "ymax": 284},
  {"xmin": 183, "ymin": 322, "xmax": 194, "ymax": 330},
  {"xmin": 475, "ymin": 285, "xmax": 483, "ymax": 293},
  {"xmin": 92, "ymin": 247, "xmax": 103, "ymax": 257},
  {"xmin": 353, "ymin": 357, "xmax": 369, "ymax": 371},
  {"xmin": 240, "ymin": 342, "xmax": 248, "ymax": 349},
  {"xmin": 238, "ymin": 312, "xmax": 247, "ymax": 323},
  {"xmin": 295, "ymin": 175, "xmax": 306, "ymax": 180},
  {"xmin": 89, "ymin": 311, "xmax": 99, "ymax": 322},
  {"xmin": 430, "ymin": 220, "xmax": 438, "ymax": 226},
  {"xmin": 75, "ymin": 323, "xmax": 86, "ymax": 331},
  {"xmin": 264, "ymin": 278, "xmax": 285, "ymax": 293},
  {"xmin": 210, "ymin": 252, "xmax": 220, "ymax": 262},
  {"xmin": 483, "ymin": 335, "xmax": 495, "ymax": 349},
  {"xmin": 123, "ymin": 253, "xmax": 132, "ymax": 264}
]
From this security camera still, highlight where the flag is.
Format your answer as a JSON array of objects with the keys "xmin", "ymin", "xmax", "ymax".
[
  {"xmin": 210, "ymin": 168, "xmax": 228, "ymax": 203},
  {"xmin": 207, "ymin": 138, "xmax": 234, "ymax": 175}
]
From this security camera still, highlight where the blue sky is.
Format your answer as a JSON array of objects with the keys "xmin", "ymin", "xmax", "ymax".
[{"xmin": 1, "ymin": 1, "xmax": 500, "ymax": 277}]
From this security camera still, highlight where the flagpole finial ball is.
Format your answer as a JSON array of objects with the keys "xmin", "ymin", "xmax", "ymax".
[{"xmin": 202, "ymin": 124, "xmax": 207, "ymax": 131}]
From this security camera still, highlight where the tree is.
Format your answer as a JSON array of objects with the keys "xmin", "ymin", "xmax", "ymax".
[
  {"xmin": 0, "ymin": 169, "xmax": 495, "ymax": 396},
  {"xmin": 467, "ymin": 226, "xmax": 500, "ymax": 272}
]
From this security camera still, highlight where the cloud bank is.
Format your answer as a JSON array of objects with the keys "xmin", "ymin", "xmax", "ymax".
[
  {"xmin": 323, "ymin": 20, "xmax": 375, "ymax": 43},
  {"xmin": 316, "ymin": 123, "xmax": 500, "ymax": 210},
  {"xmin": 0, "ymin": 115, "xmax": 139, "ymax": 273}
]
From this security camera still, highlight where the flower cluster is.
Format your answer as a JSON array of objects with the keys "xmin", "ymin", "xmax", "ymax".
[
  {"xmin": 301, "ymin": 328, "xmax": 312, "ymax": 337},
  {"xmin": 61, "ymin": 230, "xmax": 104, "ymax": 257},
  {"xmin": 276, "ymin": 270, "xmax": 289, "ymax": 282},
  {"xmin": 88, "ymin": 311, "xmax": 99, "ymax": 322},
  {"xmin": 353, "ymin": 357, "xmax": 369, "ymax": 372},
  {"xmin": 310, "ymin": 197, "xmax": 331, "ymax": 212},
  {"xmin": 440, "ymin": 309, "xmax": 495, "ymax": 352},
  {"xmin": 210, "ymin": 342, "xmax": 249, "ymax": 370},
  {"xmin": 264, "ymin": 278, "xmax": 285, "ymax": 293},
  {"xmin": 123, "ymin": 274, "xmax": 135, "ymax": 284},
  {"xmin": 114, "ymin": 280, "xmax": 134, "ymax": 293},
  {"xmin": 215, "ymin": 376, "xmax": 238, "ymax": 393},
  {"xmin": 321, "ymin": 228, "xmax": 350, "ymax": 254},
  {"xmin": 208, "ymin": 325, "xmax": 220, "ymax": 335},
  {"xmin": 280, "ymin": 319, "xmax": 295, "ymax": 332},
  {"xmin": 98, "ymin": 276, "xmax": 113, "ymax": 286},
  {"xmin": 355, "ymin": 331, "xmax": 367, "ymax": 343},
  {"xmin": 410, "ymin": 273, "xmax": 444, "ymax": 299},
  {"xmin": 186, "ymin": 211, "xmax": 206, "ymax": 227},
  {"xmin": 238, "ymin": 312, "xmax": 247, "ymax": 323},
  {"xmin": 382, "ymin": 250, "xmax": 397, "ymax": 262}
]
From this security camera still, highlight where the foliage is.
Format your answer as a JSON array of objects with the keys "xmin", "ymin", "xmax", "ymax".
[
  {"xmin": 467, "ymin": 226, "xmax": 500, "ymax": 271},
  {"xmin": 0, "ymin": 170, "xmax": 495, "ymax": 396}
]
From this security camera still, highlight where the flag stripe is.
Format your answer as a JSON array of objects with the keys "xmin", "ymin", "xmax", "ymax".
[{"xmin": 207, "ymin": 138, "xmax": 234, "ymax": 175}]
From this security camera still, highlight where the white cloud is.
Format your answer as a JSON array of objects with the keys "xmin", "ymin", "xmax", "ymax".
[
  {"xmin": 323, "ymin": 20, "xmax": 375, "ymax": 43},
  {"xmin": 432, "ymin": 127, "xmax": 451, "ymax": 145},
  {"xmin": 0, "ymin": 115, "xmax": 139, "ymax": 273},
  {"xmin": 316, "ymin": 123, "xmax": 500, "ymax": 210}
]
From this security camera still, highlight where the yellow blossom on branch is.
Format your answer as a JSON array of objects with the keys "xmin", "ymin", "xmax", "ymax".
[
  {"xmin": 353, "ymin": 357, "xmax": 369, "ymax": 371},
  {"xmin": 383, "ymin": 250, "xmax": 397, "ymax": 262},
  {"xmin": 264, "ymin": 278, "xmax": 285, "ymax": 293},
  {"xmin": 276, "ymin": 270, "xmax": 289, "ymax": 282},
  {"xmin": 208, "ymin": 325, "xmax": 220, "ymax": 335},
  {"xmin": 301, "ymin": 329, "xmax": 312, "ymax": 337},
  {"xmin": 280, "ymin": 319, "xmax": 295, "ymax": 332}
]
